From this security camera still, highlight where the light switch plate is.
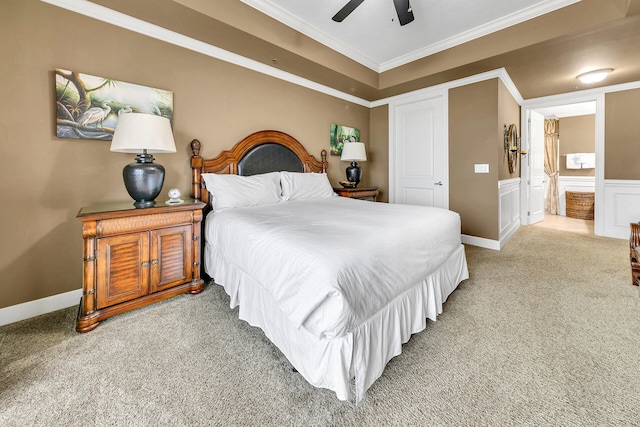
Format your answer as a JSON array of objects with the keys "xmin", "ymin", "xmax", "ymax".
[{"xmin": 474, "ymin": 164, "xmax": 489, "ymax": 173}]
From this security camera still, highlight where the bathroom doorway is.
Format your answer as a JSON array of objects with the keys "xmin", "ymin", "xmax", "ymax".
[{"xmin": 521, "ymin": 94, "xmax": 604, "ymax": 236}]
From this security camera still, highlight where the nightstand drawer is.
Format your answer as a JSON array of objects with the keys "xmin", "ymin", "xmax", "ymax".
[
  {"xmin": 95, "ymin": 211, "xmax": 195, "ymax": 236},
  {"xmin": 333, "ymin": 186, "xmax": 379, "ymax": 202}
]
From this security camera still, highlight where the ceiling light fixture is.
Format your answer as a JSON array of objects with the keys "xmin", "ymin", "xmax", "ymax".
[{"xmin": 576, "ymin": 68, "xmax": 613, "ymax": 84}]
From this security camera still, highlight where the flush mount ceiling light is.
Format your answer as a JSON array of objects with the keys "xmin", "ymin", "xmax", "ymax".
[{"xmin": 576, "ymin": 68, "xmax": 613, "ymax": 84}]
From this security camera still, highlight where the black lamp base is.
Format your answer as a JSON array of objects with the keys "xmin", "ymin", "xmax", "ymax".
[
  {"xmin": 345, "ymin": 161, "xmax": 362, "ymax": 187},
  {"xmin": 123, "ymin": 152, "xmax": 165, "ymax": 208},
  {"xmin": 132, "ymin": 199, "xmax": 156, "ymax": 209}
]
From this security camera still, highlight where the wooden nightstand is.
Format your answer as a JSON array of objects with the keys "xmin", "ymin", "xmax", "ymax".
[
  {"xmin": 333, "ymin": 186, "xmax": 379, "ymax": 202},
  {"xmin": 75, "ymin": 200, "xmax": 206, "ymax": 332}
]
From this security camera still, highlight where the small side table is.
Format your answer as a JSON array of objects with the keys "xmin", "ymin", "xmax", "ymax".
[
  {"xmin": 333, "ymin": 186, "xmax": 379, "ymax": 202},
  {"xmin": 75, "ymin": 200, "xmax": 205, "ymax": 332}
]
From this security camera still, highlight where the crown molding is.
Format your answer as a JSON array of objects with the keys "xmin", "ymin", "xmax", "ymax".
[
  {"xmin": 374, "ymin": 68, "xmax": 523, "ymax": 107},
  {"xmin": 242, "ymin": 0, "xmax": 581, "ymax": 73},
  {"xmin": 46, "ymin": 1, "xmax": 628, "ymax": 110},
  {"xmin": 379, "ymin": 0, "xmax": 581, "ymax": 72},
  {"xmin": 522, "ymin": 80, "xmax": 640, "ymax": 108},
  {"xmin": 41, "ymin": 0, "xmax": 372, "ymax": 107},
  {"xmin": 240, "ymin": 0, "xmax": 380, "ymax": 71}
]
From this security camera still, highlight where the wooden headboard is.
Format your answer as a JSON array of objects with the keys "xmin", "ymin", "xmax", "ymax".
[{"xmin": 190, "ymin": 130, "xmax": 328, "ymax": 204}]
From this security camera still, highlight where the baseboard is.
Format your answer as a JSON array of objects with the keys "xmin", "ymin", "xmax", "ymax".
[
  {"xmin": 462, "ymin": 234, "xmax": 501, "ymax": 250},
  {"xmin": 499, "ymin": 223, "xmax": 520, "ymax": 249},
  {"xmin": 0, "ymin": 289, "xmax": 82, "ymax": 328}
]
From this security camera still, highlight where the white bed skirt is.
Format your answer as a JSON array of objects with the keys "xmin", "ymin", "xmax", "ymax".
[{"xmin": 208, "ymin": 243, "xmax": 469, "ymax": 403}]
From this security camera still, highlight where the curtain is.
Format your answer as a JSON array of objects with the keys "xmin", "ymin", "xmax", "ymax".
[{"xmin": 544, "ymin": 119, "xmax": 560, "ymax": 215}]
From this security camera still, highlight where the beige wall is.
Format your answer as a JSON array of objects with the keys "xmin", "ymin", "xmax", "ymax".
[
  {"xmin": 449, "ymin": 79, "xmax": 520, "ymax": 240},
  {"xmin": 558, "ymin": 115, "xmax": 596, "ymax": 176},
  {"xmin": 449, "ymin": 80, "xmax": 499, "ymax": 239},
  {"xmin": 368, "ymin": 105, "xmax": 390, "ymax": 202},
  {"xmin": 0, "ymin": 1, "xmax": 369, "ymax": 309},
  {"xmin": 605, "ymin": 89, "xmax": 640, "ymax": 180}
]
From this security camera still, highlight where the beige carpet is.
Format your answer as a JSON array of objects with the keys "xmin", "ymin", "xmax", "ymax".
[{"xmin": 1, "ymin": 226, "xmax": 639, "ymax": 426}]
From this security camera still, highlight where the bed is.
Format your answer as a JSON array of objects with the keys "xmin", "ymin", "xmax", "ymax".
[{"xmin": 190, "ymin": 130, "xmax": 469, "ymax": 402}]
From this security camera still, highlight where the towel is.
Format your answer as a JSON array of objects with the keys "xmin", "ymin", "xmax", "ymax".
[{"xmin": 566, "ymin": 153, "xmax": 595, "ymax": 169}]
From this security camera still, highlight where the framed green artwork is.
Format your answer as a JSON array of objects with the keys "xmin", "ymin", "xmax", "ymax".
[{"xmin": 330, "ymin": 123, "xmax": 360, "ymax": 156}]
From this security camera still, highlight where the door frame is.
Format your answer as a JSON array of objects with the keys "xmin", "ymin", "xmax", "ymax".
[
  {"xmin": 520, "ymin": 92, "xmax": 605, "ymax": 235},
  {"xmin": 389, "ymin": 90, "xmax": 449, "ymax": 209},
  {"xmin": 525, "ymin": 109, "xmax": 546, "ymax": 225},
  {"xmin": 388, "ymin": 88, "xmax": 449, "ymax": 207}
]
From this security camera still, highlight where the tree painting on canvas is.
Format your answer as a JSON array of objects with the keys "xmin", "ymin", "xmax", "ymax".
[
  {"xmin": 55, "ymin": 69, "xmax": 173, "ymax": 140},
  {"xmin": 330, "ymin": 124, "xmax": 360, "ymax": 156}
]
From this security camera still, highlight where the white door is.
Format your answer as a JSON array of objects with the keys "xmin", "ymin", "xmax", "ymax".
[
  {"xmin": 392, "ymin": 95, "xmax": 447, "ymax": 208},
  {"xmin": 528, "ymin": 110, "xmax": 545, "ymax": 224}
]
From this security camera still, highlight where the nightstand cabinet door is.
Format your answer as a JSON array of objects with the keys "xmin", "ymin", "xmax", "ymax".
[
  {"xmin": 96, "ymin": 232, "xmax": 150, "ymax": 309},
  {"xmin": 150, "ymin": 225, "xmax": 193, "ymax": 293}
]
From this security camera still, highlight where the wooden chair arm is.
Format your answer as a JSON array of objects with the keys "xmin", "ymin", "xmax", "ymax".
[{"xmin": 630, "ymin": 222, "xmax": 640, "ymax": 258}]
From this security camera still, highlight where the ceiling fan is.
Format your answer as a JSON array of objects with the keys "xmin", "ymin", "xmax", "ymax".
[{"xmin": 332, "ymin": 0, "xmax": 414, "ymax": 26}]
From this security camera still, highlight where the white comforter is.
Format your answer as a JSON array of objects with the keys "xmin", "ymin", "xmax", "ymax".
[{"xmin": 205, "ymin": 196, "xmax": 462, "ymax": 340}]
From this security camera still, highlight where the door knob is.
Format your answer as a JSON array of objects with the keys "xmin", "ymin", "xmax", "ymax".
[{"xmin": 434, "ymin": 181, "xmax": 443, "ymax": 186}]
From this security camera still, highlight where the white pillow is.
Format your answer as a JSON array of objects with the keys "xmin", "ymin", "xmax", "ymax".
[
  {"xmin": 201, "ymin": 172, "xmax": 281, "ymax": 211},
  {"xmin": 280, "ymin": 172, "xmax": 335, "ymax": 201}
]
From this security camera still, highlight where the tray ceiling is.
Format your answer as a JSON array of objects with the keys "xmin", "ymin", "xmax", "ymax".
[{"xmin": 240, "ymin": 0, "xmax": 581, "ymax": 72}]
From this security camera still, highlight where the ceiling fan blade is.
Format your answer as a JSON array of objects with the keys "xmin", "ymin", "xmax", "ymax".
[
  {"xmin": 332, "ymin": 0, "xmax": 365, "ymax": 22},
  {"xmin": 393, "ymin": 0, "xmax": 414, "ymax": 26}
]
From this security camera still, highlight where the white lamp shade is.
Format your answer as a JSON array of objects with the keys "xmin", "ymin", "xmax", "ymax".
[
  {"xmin": 110, "ymin": 113, "xmax": 177, "ymax": 153},
  {"xmin": 341, "ymin": 142, "xmax": 367, "ymax": 162}
]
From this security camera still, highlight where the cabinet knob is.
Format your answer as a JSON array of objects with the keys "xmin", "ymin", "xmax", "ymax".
[
  {"xmin": 151, "ymin": 260, "xmax": 159, "ymax": 265},
  {"xmin": 141, "ymin": 261, "xmax": 149, "ymax": 267}
]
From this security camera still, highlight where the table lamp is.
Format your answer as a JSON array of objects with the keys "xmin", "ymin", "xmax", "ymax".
[
  {"xmin": 110, "ymin": 113, "xmax": 176, "ymax": 208},
  {"xmin": 340, "ymin": 142, "xmax": 367, "ymax": 187}
]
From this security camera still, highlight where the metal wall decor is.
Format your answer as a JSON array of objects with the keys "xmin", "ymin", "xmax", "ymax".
[{"xmin": 504, "ymin": 124, "xmax": 520, "ymax": 174}]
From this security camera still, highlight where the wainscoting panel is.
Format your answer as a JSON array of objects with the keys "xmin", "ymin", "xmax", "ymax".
[
  {"xmin": 602, "ymin": 180, "xmax": 640, "ymax": 239},
  {"xmin": 499, "ymin": 178, "xmax": 521, "ymax": 247}
]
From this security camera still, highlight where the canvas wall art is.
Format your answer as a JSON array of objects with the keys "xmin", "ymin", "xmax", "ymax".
[
  {"xmin": 55, "ymin": 69, "xmax": 173, "ymax": 140},
  {"xmin": 330, "ymin": 123, "xmax": 360, "ymax": 156}
]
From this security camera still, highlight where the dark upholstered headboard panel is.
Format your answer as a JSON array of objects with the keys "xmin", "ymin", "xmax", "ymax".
[{"xmin": 237, "ymin": 143, "xmax": 304, "ymax": 176}]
